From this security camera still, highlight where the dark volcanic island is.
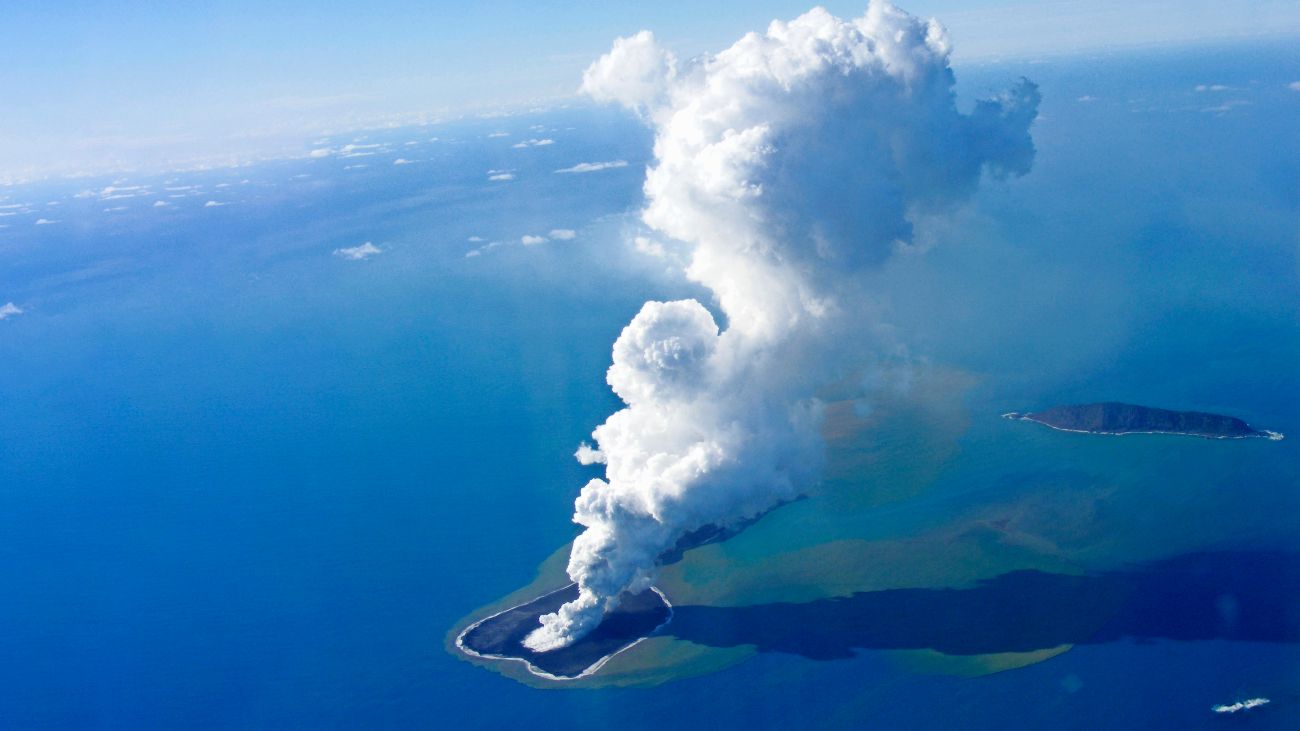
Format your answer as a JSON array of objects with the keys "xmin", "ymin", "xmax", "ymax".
[
  {"xmin": 457, "ymin": 584, "xmax": 672, "ymax": 679},
  {"xmin": 1004, "ymin": 402, "xmax": 1283, "ymax": 440}
]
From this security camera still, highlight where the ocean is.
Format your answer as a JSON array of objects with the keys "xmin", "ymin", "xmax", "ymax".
[{"xmin": 0, "ymin": 39, "xmax": 1296, "ymax": 728}]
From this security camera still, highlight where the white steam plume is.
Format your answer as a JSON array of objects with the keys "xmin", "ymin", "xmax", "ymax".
[{"xmin": 524, "ymin": 1, "xmax": 1039, "ymax": 652}]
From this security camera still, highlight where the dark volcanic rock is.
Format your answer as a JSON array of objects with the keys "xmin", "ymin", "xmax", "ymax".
[
  {"xmin": 1006, "ymin": 402, "xmax": 1279, "ymax": 439},
  {"xmin": 458, "ymin": 584, "xmax": 671, "ymax": 679}
]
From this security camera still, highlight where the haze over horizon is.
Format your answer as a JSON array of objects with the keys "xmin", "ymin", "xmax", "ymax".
[{"xmin": 5, "ymin": 0, "xmax": 1299, "ymax": 180}]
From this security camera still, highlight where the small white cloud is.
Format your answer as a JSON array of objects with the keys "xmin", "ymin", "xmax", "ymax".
[
  {"xmin": 104, "ymin": 206, "xmax": 128, "ymax": 212},
  {"xmin": 153, "ymin": 200, "xmax": 170, "ymax": 207},
  {"xmin": 393, "ymin": 158, "xmax": 414, "ymax": 165},
  {"xmin": 333, "ymin": 242, "xmax": 382, "ymax": 260},
  {"xmin": 343, "ymin": 164, "xmax": 369, "ymax": 170},
  {"xmin": 34, "ymin": 218, "xmax": 57, "ymax": 225},
  {"xmin": 466, "ymin": 240, "xmax": 503, "ymax": 258},
  {"xmin": 1288, "ymin": 81, "xmax": 1300, "ymax": 91},
  {"xmin": 1213, "ymin": 698, "xmax": 1269, "ymax": 714},
  {"xmin": 575, "ymin": 442, "xmax": 606, "ymax": 465},
  {"xmin": 405, "ymin": 140, "xmax": 419, "ymax": 146},
  {"xmin": 549, "ymin": 229, "xmax": 577, "ymax": 240},
  {"xmin": 468, "ymin": 236, "xmax": 485, "ymax": 242},
  {"xmin": 521, "ymin": 234, "xmax": 547, "ymax": 245},
  {"xmin": 488, "ymin": 172, "xmax": 515, "ymax": 181},
  {"xmin": 98, "ymin": 185, "xmax": 144, "ymax": 197},
  {"xmin": 0, "ymin": 302, "xmax": 23, "ymax": 320},
  {"xmin": 204, "ymin": 200, "xmax": 225, "ymax": 207},
  {"xmin": 487, "ymin": 131, "xmax": 510, "ymax": 138},
  {"xmin": 309, "ymin": 148, "xmax": 332, "ymax": 158},
  {"xmin": 1076, "ymin": 95, "xmax": 1098, "ymax": 102},
  {"xmin": 1195, "ymin": 84, "xmax": 1230, "ymax": 92},
  {"xmin": 555, "ymin": 160, "xmax": 629, "ymax": 174},
  {"xmin": 512, "ymin": 138, "xmax": 556, "ymax": 148},
  {"xmin": 633, "ymin": 235, "xmax": 666, "ymax": 258},
  {"xmin": 1201, "ymin": 99, "xmax": 1249, "ymax": 114}
]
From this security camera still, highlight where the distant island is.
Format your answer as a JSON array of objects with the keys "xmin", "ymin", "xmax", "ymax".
[
  {"xmin": 1004, "ymin": 402, "xmax": 1283, "ymax": 440},
  {"xmin": 456, "ymin": 584, "xmax": 671, "ymax": 680}
]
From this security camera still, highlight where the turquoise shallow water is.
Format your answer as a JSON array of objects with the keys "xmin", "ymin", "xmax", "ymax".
[{"xmin": 0, "ymin": 41, "xmax": 1297, "ymax": 728}]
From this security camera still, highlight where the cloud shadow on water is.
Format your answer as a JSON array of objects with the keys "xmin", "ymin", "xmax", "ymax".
[{"xmin": 665, "ymin": 552, "xmax": 1300, "ymax": 659}]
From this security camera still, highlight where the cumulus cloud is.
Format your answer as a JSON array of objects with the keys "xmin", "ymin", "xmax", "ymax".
[
  {"xmin": 581, "ymin": 30, "xmax": 677, "ymax": 115},
  {"xmin": 549, "ymin": 229, "xmax": 577, "ymax": 240},
  {"xmin": 1195, "ymin": 84, "xmax": 1230, "ymax": 92},
  {"xmin": 0, "ymin": 302, "xmax": 22, "ymax": 320},
  {"xmin": 524, "ymin": 1, "xmax": 1039, "ymax": 653},
  {"xmin": 333, "ymin": 242, "xmax": 382, "ymax": 260},
  {"xmin": 521, "ymin": 234, "xmax": 547, "ymax": 245},
  {"xmin": 153, "ymin": 200, "xmax": 169, "ymax": 207},
  {"xmin": 512, "ymin": 138, "xmax": 556, "ymax": 148},
  {"xmin": 487, "ymin": 131, "xmax": 510, "ymax": 138},
  {"xmin": 204, "ymin": 200, "xmax": 225, "ymax": 207},
  {"xmin": 309, "ymin": 148, "xmax": 332, "ymax": 158},
  {"xmin": 34, "ymin": 218, "xmax": 58, "ymax": 225},
  {"xmin": 555, "ymin": 160, "xmax": 629, "ymax": 174},
  {"xmin": 393, "ymin": 158, "xmax": 415, "ymax": 165}
]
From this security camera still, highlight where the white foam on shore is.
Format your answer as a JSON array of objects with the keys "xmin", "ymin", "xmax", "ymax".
[
  {"xmin": 1212, "ymin": 697, "xmax": 1270, "ymax": 714},
  {"xmin": 1003, "ymin": 413, "xmax": 1283, "ymax": 441},
  {"xmin": 454, "ymin": 585, "xmax": 673, "ymax": 682}
]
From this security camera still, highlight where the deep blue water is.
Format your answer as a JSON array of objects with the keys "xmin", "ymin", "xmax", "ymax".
[{"xmin": 0, "ymin": 40, "xmax": 1297, "ymax": 728}]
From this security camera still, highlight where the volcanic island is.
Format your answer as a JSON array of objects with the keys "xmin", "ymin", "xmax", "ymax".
[
  {"xmin": 1004, "ymin": 402, "xmax": 1283, "ymax": 440},
  {"xmin": 456, "ymin": 584, "xmax": 672, "ymax": 680}
]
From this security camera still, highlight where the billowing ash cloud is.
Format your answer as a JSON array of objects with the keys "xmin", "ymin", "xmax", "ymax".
[{"xmin": 524, "ymin": 1, "xmax": 1039, "ymax": 652}]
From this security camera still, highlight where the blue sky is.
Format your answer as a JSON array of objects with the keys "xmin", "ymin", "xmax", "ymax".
[{"xmin": 4, "ymin": 0, "xmax": 1298, "ymax": 179}]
